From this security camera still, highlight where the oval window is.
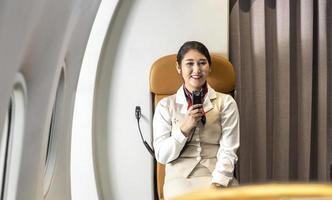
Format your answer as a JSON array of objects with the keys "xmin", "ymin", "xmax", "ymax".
[
  {"xmin": 1, "ymin": 73, "xmax": 27, "ymax": 200},
  {"xmin": 0, "ymin": 99, "xmax": 12, "ymax": 198},
  {"xmin": 44, "ymin": 67, "xmax": 65, "ymax": 196}
]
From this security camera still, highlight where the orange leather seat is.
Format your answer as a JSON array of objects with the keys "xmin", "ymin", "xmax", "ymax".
[
  {"xmin": 149, "ymin": 53, "xmax": 236, "ymax": 200},
  {"xmin": 172, "ymin": 183, "xmax": 332, "ymax": 200}
]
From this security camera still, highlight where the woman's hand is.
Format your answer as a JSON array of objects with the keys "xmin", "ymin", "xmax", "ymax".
[
  {"xmin": 211, "ymin": 182, "xmax": 226, "ymax": 189},
  {"xmin": 180, "ymin": 104, "xmax": 203, "ymax": 137}
]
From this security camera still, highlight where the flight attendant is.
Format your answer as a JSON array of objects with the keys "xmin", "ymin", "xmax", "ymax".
[{"xmin": 153, "ymin": 41, "xmax": 240, "ymax": 199}]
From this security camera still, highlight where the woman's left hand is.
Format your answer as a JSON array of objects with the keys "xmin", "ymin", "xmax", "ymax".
[{"xmin": 211, "ymin": 183, "xmax": 226, "ymax": 189}]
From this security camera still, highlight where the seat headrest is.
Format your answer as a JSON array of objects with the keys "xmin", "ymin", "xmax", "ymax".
[{"xmin": 149, "ymin": 53, "xmax": 235, "ymax": 95}]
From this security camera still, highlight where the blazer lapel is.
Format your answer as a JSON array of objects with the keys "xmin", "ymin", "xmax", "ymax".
[
  {"xmin": 203, "ymin": 85, "xmax": 217, "ymax": 113},
  {"xmin": 175, "ymin": 86, "xmax": 188, "ymax": 114},
  {"xmin": 175, "ymin": 84, "xmax": 217, "ymax": 114}
]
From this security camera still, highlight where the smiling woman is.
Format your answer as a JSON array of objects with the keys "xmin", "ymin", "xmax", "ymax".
[{"xmin": 153, "ymin": 41, "xmax": 240, "ymax": 199}]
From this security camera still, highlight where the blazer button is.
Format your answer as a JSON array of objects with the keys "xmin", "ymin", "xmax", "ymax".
[
  {"xmin": 196, "ymin": 138, "xmax": 200, "ymax": 142},
  {"xmin": 196, "ymin": 156, "xmax": 201, "ymax": 161},
  {"xmin": 197, "ymin": 147, "xmax": 202, "ymax": 152}
]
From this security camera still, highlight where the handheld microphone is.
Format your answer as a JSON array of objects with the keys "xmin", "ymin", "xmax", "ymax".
[{"xmin": 192, "ymin": 91, "xmax": 206, "ymax": 125}]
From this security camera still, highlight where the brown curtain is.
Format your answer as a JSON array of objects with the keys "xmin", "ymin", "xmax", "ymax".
[{"xmin": 229, "ymin": 0, "xmax": 332, "ymax": 184}]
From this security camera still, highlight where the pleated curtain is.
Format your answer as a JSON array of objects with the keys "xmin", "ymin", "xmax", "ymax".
[{"xmin": 229, "ymin": 0, "xmax": 332, "ymax": 184}]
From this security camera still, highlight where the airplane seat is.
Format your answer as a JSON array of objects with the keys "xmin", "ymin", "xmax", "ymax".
[
  {"xmin": 172, "ymin": 183, "xmax": 332, "ymax": 200},
  {"xmin": 149, "ymin": 53, "xmax": 236, "ymax": 200}
]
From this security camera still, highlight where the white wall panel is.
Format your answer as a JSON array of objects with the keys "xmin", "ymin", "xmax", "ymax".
[{"xmin": 71, "ymin": 0, "xmax": 119, "ymax": 199}]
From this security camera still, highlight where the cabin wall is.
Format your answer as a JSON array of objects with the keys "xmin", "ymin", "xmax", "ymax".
[
  {"xmin": 93, "ymin": 0, "xmax": 229, "ymax": 199},
  {"xmin": 0, "ymin": 0, "xmax": 100, "ymax": 199}
]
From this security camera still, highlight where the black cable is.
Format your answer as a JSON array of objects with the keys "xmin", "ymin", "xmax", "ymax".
[
  {"xmin": 135, "ymin": 106, "xmax": 155, "ymax": 157},
  {"xmin": 135, "ymin": 106, "xmax": 196, "ymax": 162}
]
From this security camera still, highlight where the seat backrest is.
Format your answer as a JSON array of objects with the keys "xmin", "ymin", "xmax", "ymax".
[{"xmin": 149, "ymin": 53, "xmax": 236, "ymax": 200}]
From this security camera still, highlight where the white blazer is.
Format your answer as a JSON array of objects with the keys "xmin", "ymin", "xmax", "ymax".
[{"xmin": 153, "ymin": 84, "xmax": 240, "ymax": 186}]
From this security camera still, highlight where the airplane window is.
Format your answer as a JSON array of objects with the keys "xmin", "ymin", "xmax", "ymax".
[
  {"xmin": 45, "ymin": 104, "xmax": 56, "ymax": 165},
  {"xmin": 44, "ymin": 68, "xmax": 64, "ymax": 196},
  {"xmin": 1, "ymin": 74, "xmax": 27, "ymax": 200},
  {"xmin": 0, "ymin": 99, "xmax": 12, "ymax": 199}
]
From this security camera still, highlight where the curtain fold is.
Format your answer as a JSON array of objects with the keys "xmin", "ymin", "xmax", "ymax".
[{"xmin": 230, "ymin": 0, "xmax": 331, "ymax": 184}]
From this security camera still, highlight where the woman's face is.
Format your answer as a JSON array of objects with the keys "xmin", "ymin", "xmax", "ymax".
[{"xmin": 177, "ymin": 49, "xmax": 210, "ymax": 92}]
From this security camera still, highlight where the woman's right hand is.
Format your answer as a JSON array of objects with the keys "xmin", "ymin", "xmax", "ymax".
[{"xmin": 180, "ymin": 104, "xmax": 203, "ymax": 137}]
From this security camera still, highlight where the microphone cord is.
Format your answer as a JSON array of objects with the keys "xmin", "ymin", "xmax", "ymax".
[
  {"xmin": 136, "ymin": 106, "xmax": 155, "ymax": 158},
  {"xmin": 135, "ymin": 106, "xmax": 197, "ymax": 161}
]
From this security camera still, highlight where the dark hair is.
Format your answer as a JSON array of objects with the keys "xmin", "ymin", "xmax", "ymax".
[{"xmin": 176, "ymin": 41, "xmax": 212, "ymax": 65}]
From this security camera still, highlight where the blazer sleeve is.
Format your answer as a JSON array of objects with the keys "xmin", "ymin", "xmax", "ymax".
[
  {"xmin": 153, "ymin": 98, "xmax": 187, "ymax": 164},
  {"xmin": 212, "ymin": 94, "xmax": 240, "ymax": 186}
]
